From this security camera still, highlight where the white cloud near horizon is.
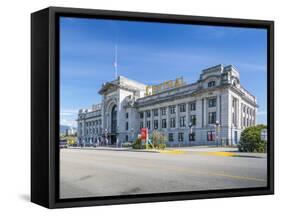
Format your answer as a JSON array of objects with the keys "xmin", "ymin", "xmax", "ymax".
[
  {"xmin": 60, "ymin": 118, "xmax": 77, "ymax": 127},
  {"xmin": 60, "ymin": 109, "xmax": 79, "ymax": 127},
  {"xmin": 60, "ymin": 109, "xmax": 79, "ymax": 116}
]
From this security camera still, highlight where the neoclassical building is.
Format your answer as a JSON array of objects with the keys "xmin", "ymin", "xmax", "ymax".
[{"xmin": 77, "ymin": 64, "xmax": 257, "ymax": 147}]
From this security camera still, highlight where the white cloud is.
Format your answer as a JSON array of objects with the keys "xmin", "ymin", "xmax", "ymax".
[
  {"xmin": 60, "ymin": 118, "xmax": 77, "ymax": 127},
  {"xmin": 60, "ymin": 112, "xmax": 75, "ymax": 116},
  {"xmin": 60, "ymin": 109, "xmax": 79, "ymax": 127},
  {"xmin": 60, "ymin": 109, "xmax": 79, "ymax": 116}
]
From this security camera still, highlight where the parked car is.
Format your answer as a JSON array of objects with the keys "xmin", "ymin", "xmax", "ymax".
[{"xmin": 60, "ymin": 139, "xmax": 68, "ymax": 148}]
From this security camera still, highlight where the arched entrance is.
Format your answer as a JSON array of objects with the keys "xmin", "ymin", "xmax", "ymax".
[{"xmin": 111, "ymin": 105, "xmax": 117, "ymax": 144}]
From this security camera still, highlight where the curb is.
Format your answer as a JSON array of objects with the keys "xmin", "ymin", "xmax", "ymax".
[{"xmin": 66, "ymin": 147, "xmax": 159, "ymax": 153}]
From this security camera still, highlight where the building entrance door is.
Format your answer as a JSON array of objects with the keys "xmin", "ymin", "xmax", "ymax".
[
  {"xmin": 111, "ymin": 135, "xmax": 116, "ymax": 145},
  {"xmin": 110, "ymin": 105, "xmax": 117, "ymax": 146},
  {"xmin": 111, "ymin": 105, "xmax": 117, "ymax": 133}
]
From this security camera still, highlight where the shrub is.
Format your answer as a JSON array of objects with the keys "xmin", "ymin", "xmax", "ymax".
[
  {"xmin": 157, "ymin": 143, "xmax": 166, "ymax": 150},
  {"xmin": 238, "ymin": 124, "xmax": 267, "ymax": 153},
  {"xmin": 151, "ymin": 131, "xmax": 167, "ymax": 149},
  {"xmin": 122, "ymin": 142, "xmax": 132, "ymax": 148},
  {"xmin": 132, "ymin": 131, "xmax": 167, "ymax": 150},
  {"xmin": 132, "ymin": 138, "xmax": 143, "ymax": 149}
]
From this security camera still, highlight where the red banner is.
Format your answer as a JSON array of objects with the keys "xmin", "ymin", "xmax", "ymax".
[{"xmin": 140, "ymin": 128, "xmax": 148, "ymax": 140}]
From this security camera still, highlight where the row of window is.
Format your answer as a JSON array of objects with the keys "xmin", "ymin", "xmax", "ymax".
[
  {"xmin": 140, "ymin": 99, "xmax": 216, "ymax": 119},
  {"xmin": 168, "ymin": 132, "xmax": 196, "ymax": 142},
  {"xmin": 140, "ymin": 116, "xmax": 195, "ymax": 130},
  {"xmin": 208, "ymin": 81, "xmax": 216, "ymax": 87},
  {"xmin": 139, "ymin": 111, "xmax": 217, "ymax": 130},
  {"xmin": 84, "ymin": 131, "xmax": 216, "ymax": 143},
  {"xmin": 84, "ymin": 127, "xmax": 102, "ymax": 135},
  {"xmin": 242, "ymin": 105, "xmax": 255, "ymax": 116},
  {"xmin": 242, "ymin": 117, "xmax": 255, "ymax": 128},
  {"xmin": 83, "ymin": 119, "xmax": 102, "ymax": 128},
  {"xmin": 233, "ymin": 101, "xmax": 255, "ymax": 128},
  {"xmin": 82, "ymin": 137, "xmax": 102, "ymax": 144},
  {"xmin": 168, "ymin": 131, "xmax": 216, "ymax": 142}
]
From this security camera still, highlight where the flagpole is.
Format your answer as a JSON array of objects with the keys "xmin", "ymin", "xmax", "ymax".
[{"xmin": 114, "ymin": 45, "xmax": 118, "ymax": 79}]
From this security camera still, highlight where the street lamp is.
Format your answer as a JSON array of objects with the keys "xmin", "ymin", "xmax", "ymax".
[
  {"xmin": 215, "ymin": 120, "xmax": 220, "ymax": 147},
  {"xmin": 188, "ymin": 122, "xmax": 193, "ymax": 131}
]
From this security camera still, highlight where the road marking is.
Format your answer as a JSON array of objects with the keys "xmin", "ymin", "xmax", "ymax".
[
  {"xmin": 187, "ymin": 170, "xmax": 267, "ymax": 182},
  {"xmin": 159, "ymin": 150, "xmax": 186, "ymax": 154},
  {"xmin": 159, "ymin": 150, "xmax": 236, "ymax": 157},
  {"xmin": 132, "ymin": 162, "xmax": 267, "ymax": 183},
  {"xmin": 199, "ymin": 151, "xmax": 235, "ymax": 157}
]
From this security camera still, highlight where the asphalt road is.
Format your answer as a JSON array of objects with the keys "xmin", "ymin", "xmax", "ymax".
[{"xmin": 60, "ymin": 148, "xmax": 267, "ymax": 199}]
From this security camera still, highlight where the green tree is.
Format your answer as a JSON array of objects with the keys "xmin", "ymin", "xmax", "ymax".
[
  {"xmin": 238, "ymin": 124, "xmax": 267, "ymax": 153},
  {"xmin": 66, "ymin": 136, "xmax": 77, "ymax": 145}
]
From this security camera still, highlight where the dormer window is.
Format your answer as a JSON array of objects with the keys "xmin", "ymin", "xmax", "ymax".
[
  {"xmin": 232, "ymin": 79, "xmax": 238, "ymax": 87},
  {"xmin": 208, "ymin": 81, "xmax": 216, "ymax": 87},
  {"xmin": 222, "ymin": 74, "xmax": 228, "ymax": 80}
]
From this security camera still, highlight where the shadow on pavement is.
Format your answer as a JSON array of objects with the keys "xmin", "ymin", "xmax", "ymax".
[{"xmin": 232, "ymin": 155, "xmax": 265, "ymax": 159}]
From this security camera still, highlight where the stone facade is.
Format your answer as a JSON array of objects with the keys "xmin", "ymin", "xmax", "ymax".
[{"xmin": 77, "ymin": 64, "xmax": 257, "ymax": 147}]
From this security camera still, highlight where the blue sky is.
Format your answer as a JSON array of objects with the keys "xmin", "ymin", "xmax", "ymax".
[{"xmin": 60, "ymin": 17, "xmax": 267, "ymax": 127}]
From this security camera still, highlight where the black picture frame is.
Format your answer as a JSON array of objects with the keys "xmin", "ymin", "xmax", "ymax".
[{"xmin": 31, "ymin": 6, "xmax": 274, "ymax": 209}]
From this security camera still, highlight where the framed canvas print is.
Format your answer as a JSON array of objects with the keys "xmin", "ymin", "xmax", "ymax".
[{"xmin": 31, "ymin": 6, "xmax": 274, "ymax": 208}]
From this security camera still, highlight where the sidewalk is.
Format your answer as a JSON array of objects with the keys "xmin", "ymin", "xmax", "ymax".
[
  {"xmin": 167, "ymin": 146, "xmax": 239, "ymax": 152},
  {"xmin": 165, "ymin": 146, "xmax": 266, "ymax": 158},
  {"xmin": 172, "ymin": 146, "xmax": 266, "ymax": 158},
  {"xmin": 66, "ymin": 146, "xmax": 266, "ymax": 158}
]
